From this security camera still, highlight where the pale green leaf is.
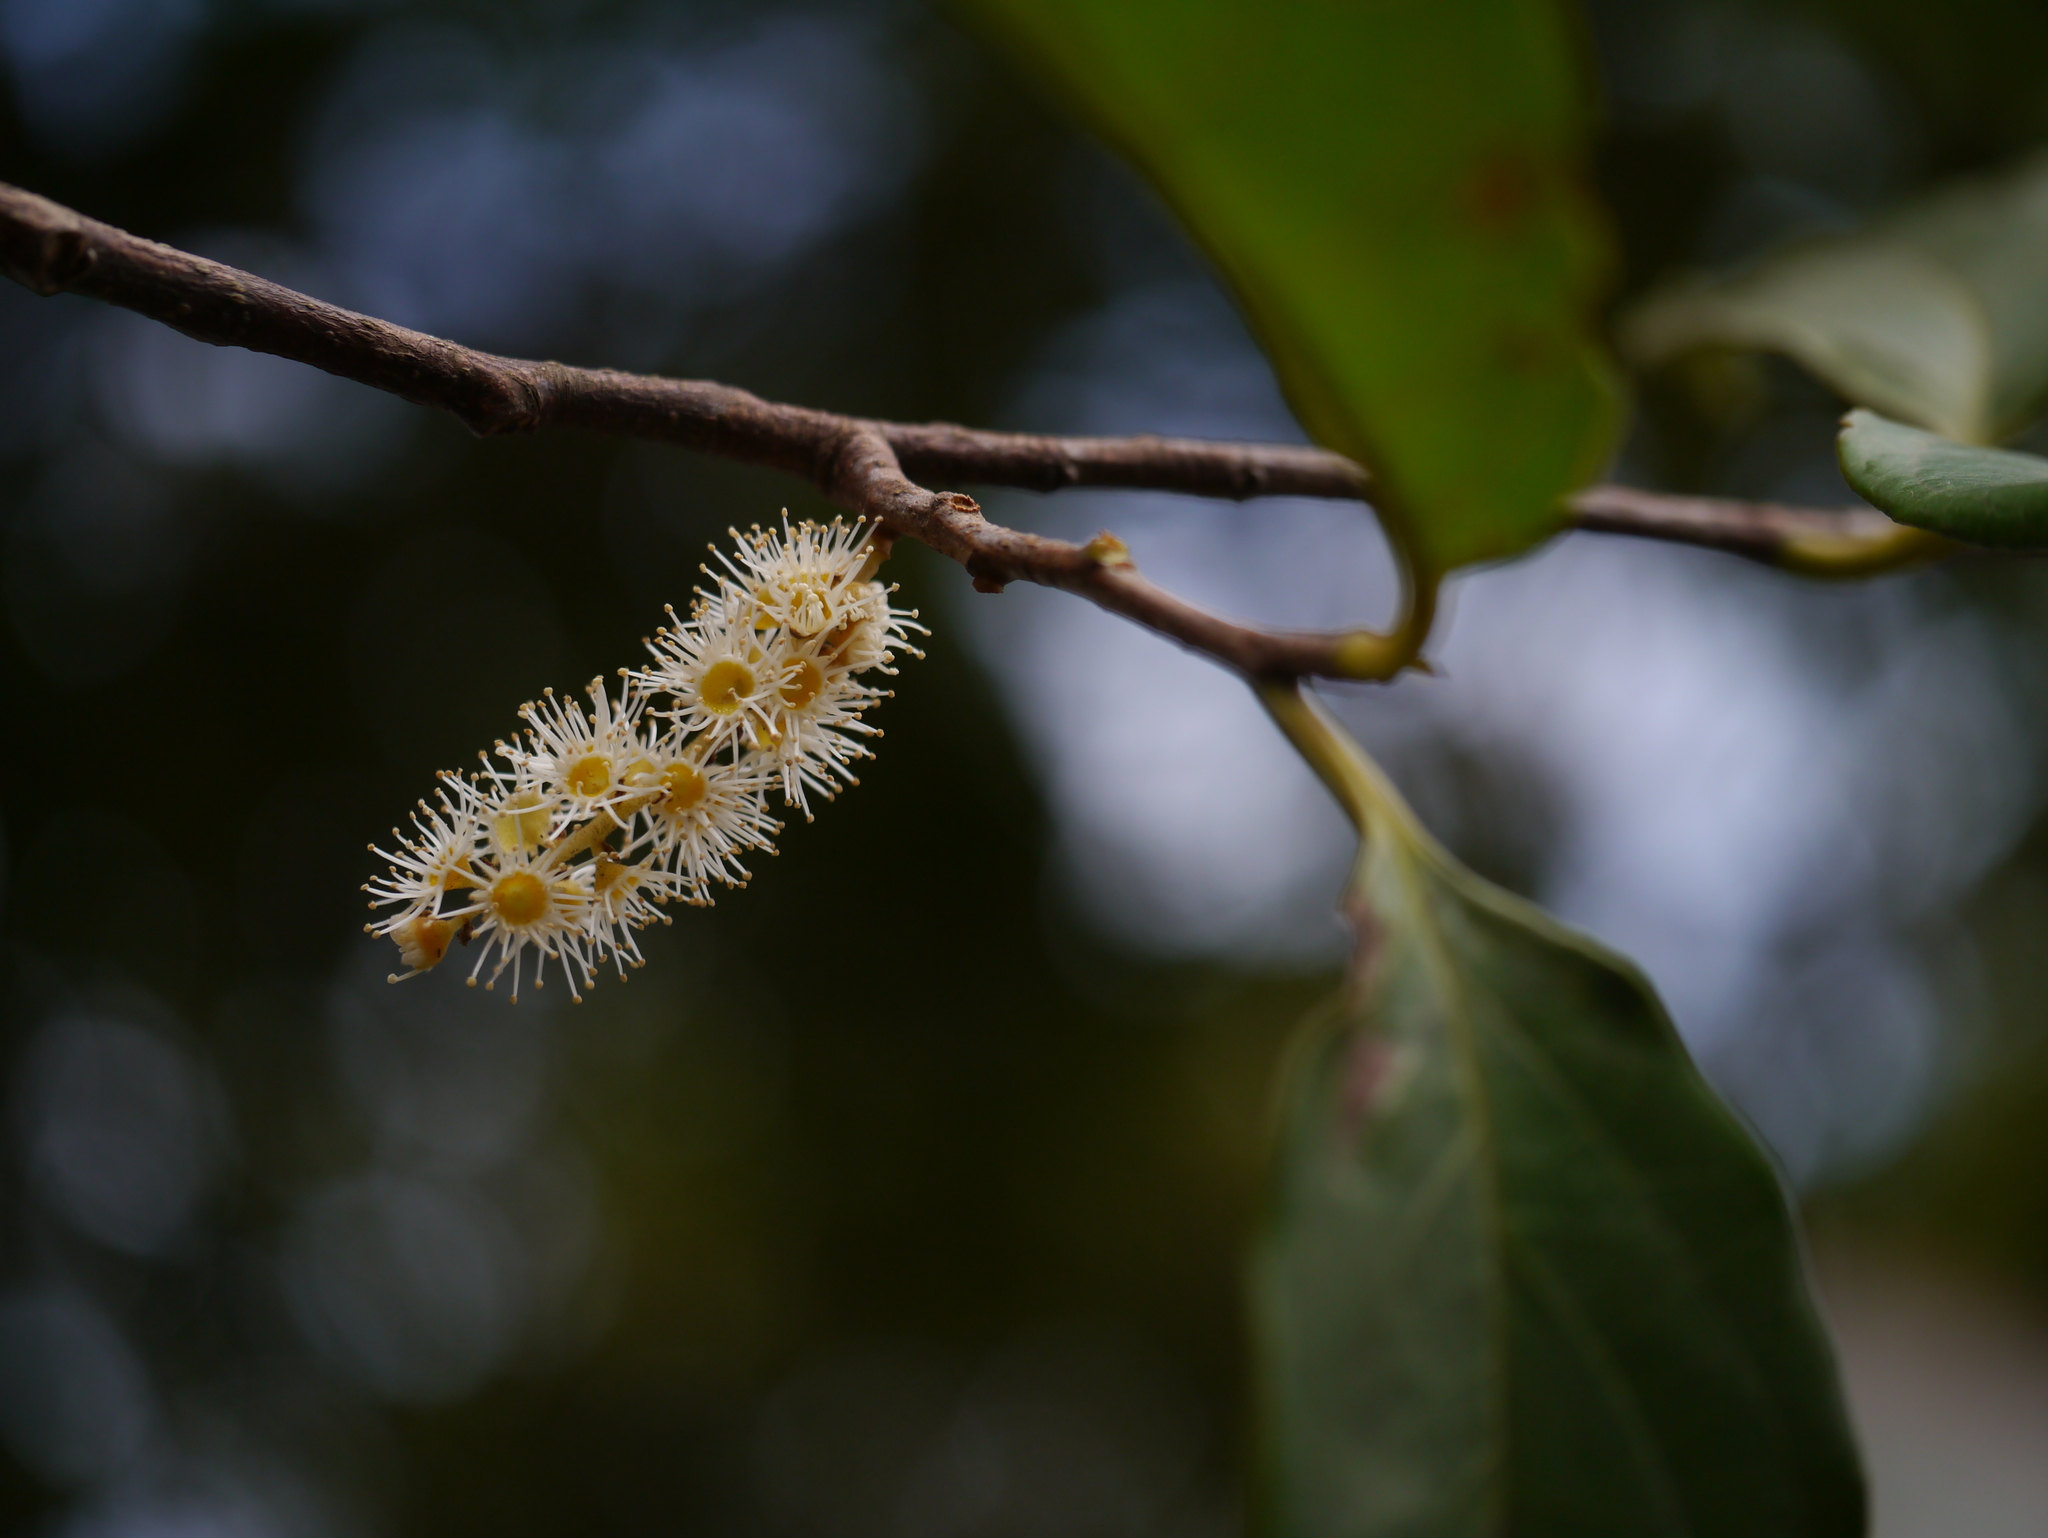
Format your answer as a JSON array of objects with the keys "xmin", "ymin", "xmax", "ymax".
[
  {"xmin": 1839, "ymin": 407, "xmax": 2048, "ymax": 549},
  {"xmin": 1625, "ymin": 150, "xmax": 2048, "ymax": 445},
  {"xmin": 953, "ymin": 0, "xmax": 1623, "ymax": 575},
  {"xmin": 1256, "ymin": 690, "xmax": 1867, "ymax": 1538}
]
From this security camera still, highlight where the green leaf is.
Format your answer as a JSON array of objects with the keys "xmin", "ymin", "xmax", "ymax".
[
  {"xmin": 1255, "ymin": 687, "xmax": 1866, "ymax": 1538},
  {"xmin": 1839, "ymin": 407, "xmax": 2048, "ymax": 549},
  {"xmin": 1625, "ymin": 150, "xmax": 2048, "ymax": 445},
  {"xmin": 953, "ymin": 0, "xmax": 1622, "ymax": 575}
]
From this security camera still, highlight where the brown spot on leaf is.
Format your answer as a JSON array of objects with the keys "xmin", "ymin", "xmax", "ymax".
[
  {"xmin": 1343, "ymin": 894, "xmax": 1388, "ymax": 995},
  {"xmin": 1338, "ymin": 1031, "xmax": 1399, "ymax": 1144},
  {"xmin": 1496, "ymin": 324, "xmax": 1561, "ymax": 375},
  {"xmin": 1463, "ymin": 151, "xmax": 1541, "ymax": 238}
]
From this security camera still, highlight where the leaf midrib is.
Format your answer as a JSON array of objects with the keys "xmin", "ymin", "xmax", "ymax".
[
  {"xmin": 1389, "ymin": 830, "xmax": 1782, "ymax": 1538},
  {"xmin": 1381, "ymin": 826, "xmax": 1512, "ymax": 1537}
]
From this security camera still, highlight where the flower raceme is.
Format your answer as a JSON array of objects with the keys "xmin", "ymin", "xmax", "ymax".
[{"xmin": 365, "ymin": 515, "xmax": 922, "ymax": 1001}]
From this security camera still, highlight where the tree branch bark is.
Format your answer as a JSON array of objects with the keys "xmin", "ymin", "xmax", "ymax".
[{"xmin": 0, "ymin": 181, "xmax": 1923, "ymax": 680}]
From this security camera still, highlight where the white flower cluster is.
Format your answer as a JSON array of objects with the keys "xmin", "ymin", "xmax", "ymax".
[{"xmin": 365, "ymin": 515, "xmax": 922, "ymax": 1001}]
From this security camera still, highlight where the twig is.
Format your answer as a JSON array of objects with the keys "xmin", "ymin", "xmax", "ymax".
[
  {"xmin": 0, "ymin": 182, "xmax": 1919, "ymax": 680},
  {"xmin": 1568, "ymin": 484, "xmax": 1949, "ymax": 576}
]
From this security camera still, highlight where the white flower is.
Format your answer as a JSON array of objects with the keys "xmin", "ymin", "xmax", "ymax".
[
  {"xmin": 364, "ymin": 789, "xmax": 485, "ymax": 979},
  {"xmin": 715, "ymin": 514, "xmax": 876, "ymax": 638},
  {"xmin": 365, "ymin": 514, "xmax": 922, "ymax": 999},
  {"xmin": 390, "ymin": 774, "xmax": 591, "ymax": 1001},
  {"xmin": 365, "ymin": 788, "xmax": 480, "ymax": 920},
  {"xmin": 748, "ymin": 639, "xmax": 884, "ymax": 817},
  {"xmin": 740, "ymin": 579, "xmax": 923, "ymax": 817},
  {"xmin": 822, "ymin": 579, "xmax": 925, "ymax": 675},
  {"xmin": 637, "ymin": 602, "xmax": 780, "ymax": 749},
  {"xmin": 503, "ymin": 679, "xmax": 659, "ymax": 832},
  {"xmin": 461, "ymin": 855, "xmax": 594, "ymax": 1001},
  {"xmin": 582, "ymin": 853, "xmax": 675, "ymax": 979},
  {"xmin": 442, "ymin": 764, "xmax": 553, "ymax": 856},
  {"xmin": 626, "ymin": 739, "xmax": 780, "ymax": 902}
]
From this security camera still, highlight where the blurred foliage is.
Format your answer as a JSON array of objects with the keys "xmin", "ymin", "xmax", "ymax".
[
  {"xmin": 1814, "ymin": 806, "xmax": 2048, "ymax": 1305},
  {"xmin": 956, "ymin": 0, "xmax": 1620, "ymax": 576},
  {"xmin": 3, "ymin": 1, "xmax": 2048, "ymax": 1536},
  {"xmin": 1627, "ymin": 150, "xmax": 2048, "ymax": 444},
  {"xmin": 0, "ymin": 6, "xmax": 1342, "ymax": 1533}
]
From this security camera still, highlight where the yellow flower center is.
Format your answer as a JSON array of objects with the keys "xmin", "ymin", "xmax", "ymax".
[
  {"xmin": 490, "ymin": 871, "xmax": 549, "ymax": 926},
  {"xmin": 620, "ymin": 755, "xmax": 659, "ymax": 787},
  {"xmin": 660, "ymin": 761, "xmax": 707, "ymax": 812},
  {"xmin": 591, "ymin": 856, "xmax": 627, "ymax": 896},
  {"xmin": 492, "ymin": 790, "xmax": 551, "ymax": 853},
  {"xmin": 698, "ymin": 659, "xmax": 754, "ymax": 714},
  {"xmin": 779, "ymin": 658, "xmax": 824, "ymax": 709},
  {"xmin": 565, "ymin": 753, "xmax": 611, "ymax": 798}
]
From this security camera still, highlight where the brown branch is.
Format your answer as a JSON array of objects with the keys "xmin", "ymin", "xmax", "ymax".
[
  {"xmin": 1567, "ymin": 484, "xmax": 1946, "ymax": 574},
  {"xmin": 0, "ymin": 181, "xmax": 1915, "ymax": 680},
  {"xmin": 826, "ymin": 424, "xmax": 1435, "ymax": 675},
  {"xmin": 885, "ymin": 420, "xmax": 1372, "ymax": 501}
]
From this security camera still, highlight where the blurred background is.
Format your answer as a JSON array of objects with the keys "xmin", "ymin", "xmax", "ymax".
[{"xmin": 1, "ymin": 0, "xmax": 2047, "ymax": 1533}]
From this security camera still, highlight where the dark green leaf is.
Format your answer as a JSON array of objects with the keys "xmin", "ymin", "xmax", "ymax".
[
  {"xmin": 1255, "ymin": 692, "xmax": 1866, "ymax": 1538},
  {"xmin": 1839, "ymin": 406, "xmax": 2048, "ymax": 549},
  {"xmin": 953, "ymin": 0, "xmax": 1622, "ymax": 575},
  {"xmin": 1624, "ymin": 150, "xmax": 2048, "ymax": 445}
]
